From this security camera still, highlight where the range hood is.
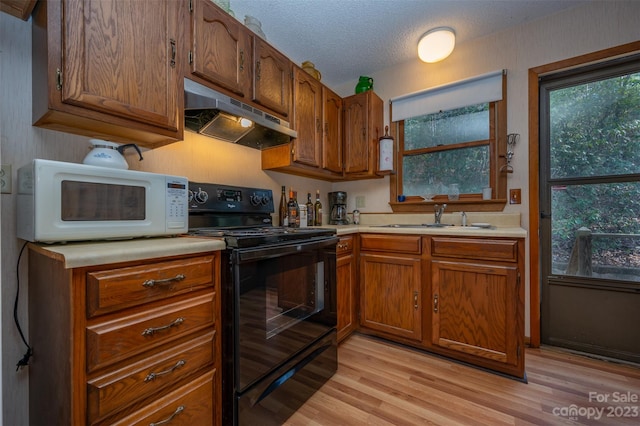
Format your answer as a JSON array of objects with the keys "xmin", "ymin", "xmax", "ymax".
[{"xmin": 184, "ymin": 79, "xmax": 297, "ymax": 149}]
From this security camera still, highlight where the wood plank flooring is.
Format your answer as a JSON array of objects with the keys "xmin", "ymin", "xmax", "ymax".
[{"xmin": 284, "ymin": 334, "xmax": 640, "ymax": 425}]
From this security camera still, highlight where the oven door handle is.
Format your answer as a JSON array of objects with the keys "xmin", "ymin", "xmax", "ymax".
[{"xmin": 233, "ymin": 237, "xmax": 339, "ymax": 263}]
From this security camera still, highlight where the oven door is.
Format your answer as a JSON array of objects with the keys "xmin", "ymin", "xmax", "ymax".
[{"xmin": 228, "ymin": 237, "xmax": 338, "ymax": 393}]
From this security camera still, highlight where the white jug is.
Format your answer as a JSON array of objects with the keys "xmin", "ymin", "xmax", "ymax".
[{"xmin": 82, "ymin": 139, "xmax": 143, "ymax": 169}]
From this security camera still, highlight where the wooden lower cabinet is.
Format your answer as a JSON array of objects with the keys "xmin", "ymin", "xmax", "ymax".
[
  {"xmin": 28, "ymin": 247, "xmax": 221, "ymax": 425},
  {"xmin": 359, "ymin": 234, "xmax": 422, "ymax": 342},
  {"xmin": 427, "ymin": 236, "xmax": 525, "ymax": 378},
  {"xmin": 336, "ymin": 235, "xmax": 357, "ymax": 342},
  {"xmin": 357, "ymin": 233, "xmax": 525, "ymax": 379}
]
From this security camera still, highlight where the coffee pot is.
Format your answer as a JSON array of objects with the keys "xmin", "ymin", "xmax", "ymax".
[
  {"xmin": 83, "ymin": 139, "xmax": 143, "ymax": 169},
  {"xmin": 328, "ymin": 191, "xmax": 349, "ymax": 225}
]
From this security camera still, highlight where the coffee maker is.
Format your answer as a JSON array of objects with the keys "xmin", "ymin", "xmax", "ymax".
[{"xmin": 328, "ymin": 191, "xmax": 348, "ymax": 225}]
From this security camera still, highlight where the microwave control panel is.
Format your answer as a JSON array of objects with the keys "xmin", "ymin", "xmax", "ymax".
[{"xmin": 166, "ymin": 177, "xmax": 189, "ymax": 230}]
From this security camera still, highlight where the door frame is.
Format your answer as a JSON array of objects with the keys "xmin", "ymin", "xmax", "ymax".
[{"xmin": 527, "ymin": 41, "xmax": 640, "ymax": 347}]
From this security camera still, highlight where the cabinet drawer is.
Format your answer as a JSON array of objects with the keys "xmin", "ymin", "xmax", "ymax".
[
  {"xmin": 110, "ymin": 370, "xmax": 215, "ymax": 426},
  {"xmin": 86, "ymin": 292, "xmax": 215, "ymax": 372},
  {"xmin": 431, "ymin": 237, "xmax": 518, "ymax": 262},
  {"xmin": 87, "ymin": 255, "xmax": 215, "ymax": 317},
  {"xmin": 337, "ymin": 235, "xmax": 354, "ymax": 255},
  {"xmin": 87, "ymin": 331, "xmax": 215, "ymax": 424},
  {"xmin": 360, "ymin": 234, "xmax": 421, "ymax": 254}
]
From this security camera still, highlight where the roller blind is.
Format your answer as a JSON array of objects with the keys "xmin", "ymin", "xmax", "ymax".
[{"xmin": 391, "ymin": 70, "xmax": 505, "ymax": 122}]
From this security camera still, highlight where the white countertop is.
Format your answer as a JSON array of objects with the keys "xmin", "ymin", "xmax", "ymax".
[
  {"xmin": 320, "ymin": 212, "xmax": 527, "ymax": 238},
  {"xmin": 328, "ymin": 224, "xmax": 527, "ymax": 238},
  {"xmin": 30, "ymin": 236, "xmax": 226, "ymax": 269}
]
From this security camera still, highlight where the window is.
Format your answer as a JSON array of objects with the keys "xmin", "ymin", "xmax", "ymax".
[
  {"xmin": 402, "ymin": 103, "xmax": 491, "ymax": 197},
  {"xmin": 390, "ymin": 72, "xmax": 507, "ymax": 212}
]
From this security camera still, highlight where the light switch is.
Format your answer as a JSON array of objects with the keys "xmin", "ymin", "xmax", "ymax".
[{"xmin": 510, "ymin": 188, "xmax": 521, "ymax": 204}]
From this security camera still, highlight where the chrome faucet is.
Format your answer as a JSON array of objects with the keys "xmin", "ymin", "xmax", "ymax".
[{"xmin": 434, "ymin": 203, "xmax": 447, "ymax": 224}]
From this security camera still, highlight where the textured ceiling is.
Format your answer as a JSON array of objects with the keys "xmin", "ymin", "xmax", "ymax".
[{"xmin": 229, "ymin": 0, "xmax": 587, "ymax": 88}]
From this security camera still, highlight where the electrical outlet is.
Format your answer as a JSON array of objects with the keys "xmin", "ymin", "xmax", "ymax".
[
  {"xmin": 0, "ymin": 164, "xmax": 11, "ymax": 194},
  {"xmin": 355, "ymin": 195, "xmax": 366, "ymax": 208},
  {"xmin": 510, "ymin": 188, "xmax": 521, "ymax": 204}
]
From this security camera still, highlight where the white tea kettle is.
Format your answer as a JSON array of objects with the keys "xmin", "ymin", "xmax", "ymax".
[{"xmin": 82, "ymin": 139, "xmax": 143, "ymax": 169}]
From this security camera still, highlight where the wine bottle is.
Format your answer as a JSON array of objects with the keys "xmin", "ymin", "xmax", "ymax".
[
  {"xmin": 287, "ymin": 188, "xmax": 299, "ymax": 228},
  {"xmin": 306, "ymin": 193, "xmax": 314, "ymax": 226},
  {"xmin": 314, "ymin": 190, "xmax": 323, "ymax": 226},
  {"xmin": 279, "ymin": 186, "xmax": 288, "ymax": 226}
]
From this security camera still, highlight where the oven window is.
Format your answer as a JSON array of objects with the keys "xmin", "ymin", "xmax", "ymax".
[
  {"xmin": 61, "ymin": 180, "xmax": 146, "ymax": 221},
  {"xmin": 236, "ymin": 249, "xmax": 335, "ymax": 390}
]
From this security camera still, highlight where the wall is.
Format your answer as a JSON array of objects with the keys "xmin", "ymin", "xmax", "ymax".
[
  {"xmin": 2, "ymin": 1, "xmax": 640, "ymax": 424},
  {"xmin": 331, "ymin": 0, "xmax": 640, "ymax": 341},
  {"xmin": 0, "ymin": 11, "xmax": 328, "ymax": 425}
]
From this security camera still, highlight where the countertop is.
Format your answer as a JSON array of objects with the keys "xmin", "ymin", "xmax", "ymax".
[
  {"xmin": 28, "ymin": 212, "xmax": 526, "ymax": 269},
  {"xmin": 321, "ymin": 212, "xmax": 527, "ymax": 238},
  {"xmin": 29, "ymin": 236, "xmax": 226, "ymax": 269},
  {"xmin": 328, "ymin": 224, "xmax": 527, "ymax": 238}
]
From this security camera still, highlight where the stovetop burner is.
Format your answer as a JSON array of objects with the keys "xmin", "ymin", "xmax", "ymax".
[
  {"xmin": 187, "ymin": 182, "xmax": 336, "ymax": 248},
  {"xmin": 188, "ymin": 226, "xmax": 337, "ymax": 248}
]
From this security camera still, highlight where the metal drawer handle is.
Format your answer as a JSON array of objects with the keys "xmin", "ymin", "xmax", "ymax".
[
  {"xmin": 142, "ymin": 317, "xmax": 184, "ymax": 336},
  {"xmin": 144, "ymin": 359, "xmax": 186, "ymax": 382},
  {"xmin": 434, "ymin": 294, "xmax": 439, "ymax": 313},
  {"xmin": 149, "ymin": 405, "xmax": 184, "ymax": 426},
  {"xmin": 142, "ymin": 274, "xmax": 185, "ymax": 288},
  {"xmin": 169, "ymin": 38, "xmax": 176, "ymax": 69},
  {"xmin": 414, "ymin": 291, "xmax": 418, "ymax": 310}
]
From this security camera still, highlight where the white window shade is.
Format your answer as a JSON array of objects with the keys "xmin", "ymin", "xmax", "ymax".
[{"xmin": 391, "ymin": 70, "xmax": 505, "ymax": 122}]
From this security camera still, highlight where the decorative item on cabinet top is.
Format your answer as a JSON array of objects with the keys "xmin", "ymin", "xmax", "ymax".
[
  {"xmin": 244, "ymin": 15, "xmax": 266, "ymax": 39},
  {"xmin": 355, "ymin": 76, "xmax": 374, "ymax": 94},
  {"xmin": 212, "ymin": 0, "xmax": 234, "ymax": 16},
  {"xmin": 302, "ymin": 61, "xmax": 322, "ymax": 81}
]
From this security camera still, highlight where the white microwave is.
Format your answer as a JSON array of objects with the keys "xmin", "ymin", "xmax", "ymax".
[{"xmin": 17, "ymin": 159, "xmax": 189, "ymax": 243}]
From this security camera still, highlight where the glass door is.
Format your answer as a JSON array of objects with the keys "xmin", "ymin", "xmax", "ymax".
[{"xmin": 539, "ymin": 55, "xmax": 640, "ymax": 363}]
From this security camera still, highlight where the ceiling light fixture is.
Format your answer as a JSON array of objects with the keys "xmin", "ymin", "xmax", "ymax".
[{"xmin": 418, "ymin": 27, "xmax": 456, "ymax": 63}]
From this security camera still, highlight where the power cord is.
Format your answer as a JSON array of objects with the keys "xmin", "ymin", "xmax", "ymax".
[{"xmin": 14, "ymin": 241, "xmax": 32, "ymax": 370}]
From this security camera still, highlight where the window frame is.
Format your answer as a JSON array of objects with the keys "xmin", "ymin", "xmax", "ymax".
[{"xmin": 389, "ymin": 74, "xmax": 508, "ymax": 212}]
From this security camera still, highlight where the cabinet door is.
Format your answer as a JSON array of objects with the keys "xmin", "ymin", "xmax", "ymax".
[
  {"xmin": 189, "ymin": 0, "xmax": 252, "ymax": 98},
  {"xmin": 253, "ymin": 37, "xmax": 292, "ymax": 118},
  {"xmin": 61, "ymin": 0, "xmax": 179, "ymax": 131},
  {"xmin": 343, "ymin": 93, "xmax": 368, "ymax": 174},
  {"xmin": 360, "ymin": 253, "xmax": 422, "ymax": 341},
  {"xmin": 431, "ymin": 260, "xmax": 520, "ymax": 366},
  {"xmin": 337, "ymin": 252, "xmax": 357, "ymax": 342},
  {"xmin": 323, "ymin": 87, "xmax": 343, "ymax": 173},
  {"xmin": 343, "ymin": 91, "xmax": 383, "ymax": 177},
  {"xmin": 292, "ymin": 67, "xmax": 322, "ymax": 167}
]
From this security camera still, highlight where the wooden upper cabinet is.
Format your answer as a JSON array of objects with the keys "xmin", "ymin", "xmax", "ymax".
[
  {"xmin": 342, "ymin": 90, "xmax": 383, "ymax": 177},
  {"xmin": 32, "ymin": 0, "xmax": 182, "ymax": 148},
  {"xmin": 252, "ymin": 37, "xmax": 292, "ymax": 118},
  {"xmin": 292, "ymin": 66, "xmax": 322, "ymax": 168},
  {"xmin": 1, "ymin": 0, "xmax": 37, "ymax": 20},
  {"xmin": 323, "ymin": 87, "xmax": 343, "ymax": 173},
  {"xmin": 188, "ymin": 0, "xmax": 251, "ymax": 98}
]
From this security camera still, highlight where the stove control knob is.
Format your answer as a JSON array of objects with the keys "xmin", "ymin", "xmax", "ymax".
[
  {"xmin": 261, "ymin": 194, "xmax": 271, "ymax": 205},
  {"xmin": 250, "ymin": 193, "xmax": 262, "ymax": 206},
  {"xmin": 194, "ymin": 188, "xmax": 209, "ymax": 204},
  {"xmin": 188, "ymin": 190, "xmax": 194, "ymax": 203}
]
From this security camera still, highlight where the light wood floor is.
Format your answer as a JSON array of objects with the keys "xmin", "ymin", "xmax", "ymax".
[{"xmin": 284, "ymin": 334, "xmax": 640, "ymax": 425}]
